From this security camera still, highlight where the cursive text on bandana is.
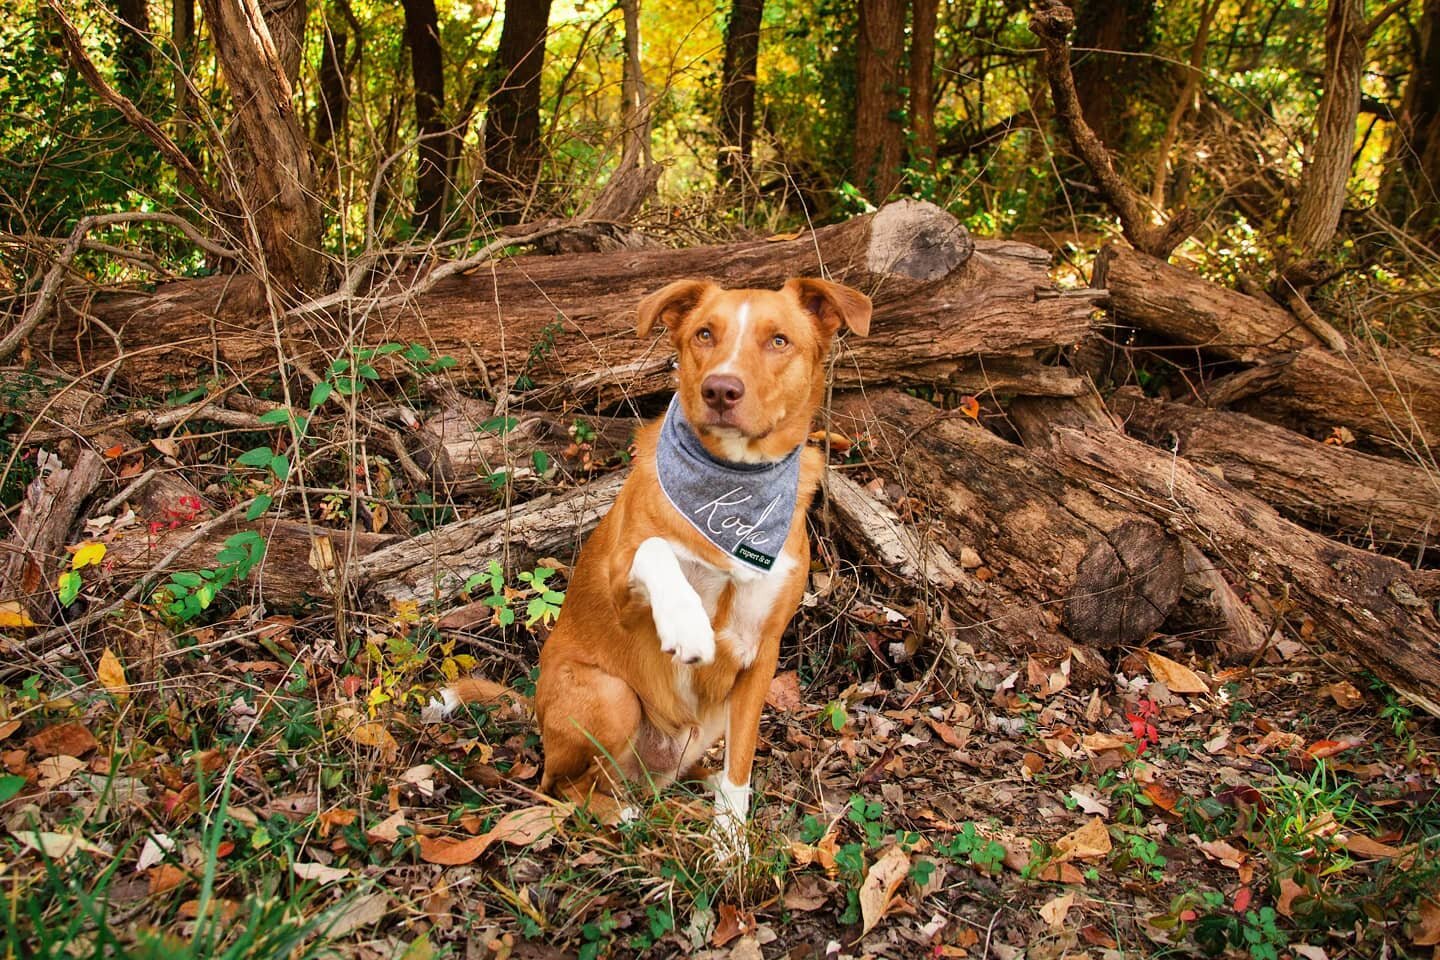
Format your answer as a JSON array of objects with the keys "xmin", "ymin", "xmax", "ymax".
[{"xmin": 654, "ymin": 395, "xmax": 801, "ymax": 572}]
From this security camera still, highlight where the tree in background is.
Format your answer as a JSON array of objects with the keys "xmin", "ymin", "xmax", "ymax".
[
  {"xmin": 1383, "ymin": 0, "xmax": 1440, "ymax": 230},
  {"xmin": 1070, "ymin": 0, "xmax": 1157, "ymax": 154},
  {"xmin": 481, "ymin": 0, "xmax": 554, "ymax": 218},
  {"xmin": 402, "ymin": 0, "xmax": 447, "ymax": 234},
  {"xmin": 909, "ymin": 0, "xmax": 938, "ymax": 171},
  {"xmin": 853, "ymin": 0, "xmax": 907, "ymax": 200},
  {"xmin": 719, "ymin": 0, "xmax": 764, "ymax": 193},
  {"xmin": 112, "ymin": 0, "xmax": 151, "ymax": 98}
]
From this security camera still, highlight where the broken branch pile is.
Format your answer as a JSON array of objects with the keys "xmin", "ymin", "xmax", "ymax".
[{"xmin": 6, "ymin": 200, "xmax": 1440, "ymax": 715}]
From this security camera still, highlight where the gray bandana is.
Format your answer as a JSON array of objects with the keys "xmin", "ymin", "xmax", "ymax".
[{"xmin": 654, "ymin": 395, "xmax": 801, "ymax": 573}]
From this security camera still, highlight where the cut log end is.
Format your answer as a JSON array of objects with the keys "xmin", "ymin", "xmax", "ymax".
[
  {"xmin": 1064, "ymin": 519, "xmax": 1185, "ymax": 648},
  {"xmin": 865, "ymin": 199, "xmax": 974, "ymax": 281}
]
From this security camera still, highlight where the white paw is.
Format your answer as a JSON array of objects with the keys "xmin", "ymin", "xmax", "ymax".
[
  {"xmin": 710, "ymin": 777, "xmax": 752, "ymax": 864},
  {"xmin": 653, "ymin": 596, "xmax": 715, "ymax": 665}
]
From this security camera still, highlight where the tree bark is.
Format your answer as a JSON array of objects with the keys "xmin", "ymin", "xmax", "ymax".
[
  {"xmin": 199, "ymin": 0, "xmax": 324, "ymax": 293},
  {"xmin": 49, "ymin": 202, "xmax": 1099, "ymax": 402},
  {"xmin": 481, "ymin": 0, "xmax": 554, "ymax": 216},
  {"xmin": 853, "ymin": 0, "xmax": 908, "ymax": 200},
  {"xmin": 1382, "ymin": 0, "xmax": 1440, "ymax": 227},
  {"xmin": 832, "ymin": 390, "xmax": 1187, "ymax": 653},
  {"xmin": 1094, "ymin": 243, "xmax": 1323, "ymax": 362},
  {"xmin": 314, "ymin": 17, "xmax": 350, "ymax": 147},
  {"xmin": 719, "ymin": 0, "xmax": 764, "ymax": 191},
  {"xmin": 402, "ymin": 0, "xmax": 448, "ymax": 233},
  {"xmin": 1111, "ymin": 389, "xmax": 1440, "ymax": 555},
  {"xmin": 908, "ymin": 0, "xmax": 939, "ymax": 170},
  {"xmin": 1010, "ymin": 395, "xmax": 1440, "ymax": 719},
  {"xmin": 0, "ymin": 450, "xmax": 106, "ymax": 626}
]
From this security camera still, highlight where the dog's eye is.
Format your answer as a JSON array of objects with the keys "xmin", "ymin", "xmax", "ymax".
[
  {"xmin": 771, "ymin": 334, "xmax": 789, "ymax": 349},
  {"xmin": 696, "ymin": 328, "xmax": 713, "ymax": 344}
]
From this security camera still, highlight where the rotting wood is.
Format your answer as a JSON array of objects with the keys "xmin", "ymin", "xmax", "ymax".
[
  {"xmin": 1111, "ymin": 388, "xmax": 1440, "ymax": 555},
  {"xmin": 1010, "ymin": 395, "xmax": 1440, "ymax": 718},
  {"xmin": 0, "ymin": 449, "xmax": 106, "ymax": 625},
  {"xmin": 823, "ymin": 470, "xmax": 967, "ymax": 593},
  {"xmin": 831, "ymin": 390, "xmax": 1187, "ymax": 654},
  {"xmin": 48, "ymin": 201, "xmax": 1100, "ymax": 403},
  {"xmin": 1175, "ymin": 540, "xmax": 1270, "ymax": 662}
]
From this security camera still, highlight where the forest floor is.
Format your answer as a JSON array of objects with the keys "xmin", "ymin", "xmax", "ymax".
[{"xmin": 4, "ymin": 470, "xmax": 1440, "ymax": 960}]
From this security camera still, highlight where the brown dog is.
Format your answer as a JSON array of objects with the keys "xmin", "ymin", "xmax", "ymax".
[{"xmin": 448, "ymin": 277, "xmax": 871, "ymax": 855}]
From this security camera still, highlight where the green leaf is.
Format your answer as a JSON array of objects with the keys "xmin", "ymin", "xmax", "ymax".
[
  {"xmin": 358, "ymin": 364, "xmax": 379, "ymax": 381},
  {"xmin": 258, "ymin": 408, "xmax": 291, "ymax": 425},
  {"xmin": 328, "ymin": 358, "xmax": 350, "ymax": 375},
  {"xmin": 57, "ymin": 570, "xmax": 81, "ymax": 607},
  {"xmin": 246, "ymin": 494, "xmax": 273, "ymax": 520},
  {"xmin": 375, "ymin": 343, "xmax": 406, "ymax": 356},
  {"xmin": 236, "ymin": 446, "xmax": 274, "ymax": 468},
  {"xmin": 269, "ymin": 455, "xmax": 290, "ymax": 481},
  {"xmin": 479, "ymin": 416, "xmax": 518, "ymax": 436},
  {"xmin": 0, "ymin": 774, "xmax": 26, "ymax": 803},
  {"xmin": 334, "ymin": 376, "xmax": 357, "ymax": 396},
  {"xmin": 308, "ymin": 382, "xmax": 332, "ymax": 409},
  {"xmin": 532, "ymin": 450, "xmax": 550, "ymax": 475},
  {"xmin": 403, "ymin": 344, "xmax": 431, "ymax": 363},
  {"xmin": 498, "ymin": 608, "xmax": 515, "ymax": 627},
  {"xmin": 171, "ymin": 571, "xmax": 203, "ymax": 588}
]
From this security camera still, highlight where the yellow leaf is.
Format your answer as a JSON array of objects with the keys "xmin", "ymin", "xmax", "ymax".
[
  {"xmin": 347, "ymin": 720, "xmax": 399, "ymax": 760},
  {"xmin": 71, "ymin": 542, "xmax": 106, "ymax": 570},
  {"xmin": 1145, "ymin": 651, "xmax": 1210, "ymax": 695},
  {"xmin": 958, "ymin": 396, "xmax": 981, "ymax": 420},
  {"xmin": 0, "ymin": 601, "xmax": 37, "ymax": 629},
  {"xmin": 98, "ymin": 648, "xmax": 129, "ymax": 702}
]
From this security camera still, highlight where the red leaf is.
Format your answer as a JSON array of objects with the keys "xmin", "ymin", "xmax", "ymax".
[{"xmin": 1232, "ymin": 886, "xmax": 1252, "ymax": 912}]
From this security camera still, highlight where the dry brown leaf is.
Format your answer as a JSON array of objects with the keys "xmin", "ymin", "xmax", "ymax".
[
  {"xmin": 308, "ymin": 536, "xmax": 336, "ymax": 575},
  {"xmin": 859, "ymin": 845, "xmax": 911, "ymax": 936},
  {"xmin": 1196, "ymin": 838, "xmax": 1247, "ymax": 868},
  {"xmin": 12, "ymin": 829, "xmax": 109, "ymax": 862},
  {"xmin": 149, "ymin": 438, "xmax": 180, "ymax": 458},
  {"xmin": 36, "ymin": 755, "xmax": 85, "ymax": 789},
  {"xmin": 766, "ymin": 671, "xmax": 803, "ymax": 712},
  {"xmin": 1320, "ymin": 681, "xmax": 1363, "ymax": 709},
  {"xmin": 366, "ymin": 810, "xmax": 405, "ymax": 844},
  {"xmin": 1055, "ymin": 817, "xmax": 1111, "ymax": 862},
  {"xmin": 485, "ymin": 804, "xmax": 568, "ymax": 848},
  {"xmin": 1039, "ymin": 891, "xmax": 1075, "ymax": 930},
  {"xmin": 97, "ymin": 648, "xmax": 129, "ymax": 702},
  {"xmin": 806, "ymin": 430, "xmax": 853, "ymax": 453},
  {"xmin": 781, "ymin": 875, "xmax": 830, "ymax": 912},
  {"xmin": 325, "ymin": 892, "xmax": 390, "ymax": 938},
  {"xmin": 711, "ymin": 903, "xmax": 755, "ymax": 948},
  {"xmin": 148, "ymin": 863, "xmax": 188, "ymax": 895},
  {"xmin": 1145, "ymin": 651, "xmax": 1210, "ymax": 694},
  {"xmin": 418, "ymin": 833, "xmax": 494, "ymax": 866},
  {"xmin": 1411, "ymin": 896, "xmax": 1440, "ymax": 946},
  {"xmin": 1081, "ymin": 732, "xmax": 1131, "ymax": 752},
  {"xmin": 1142, "ymin": 782, "xmax": 1180, "ymax": 813},
  {"xmin": 346, "ymin": 721, "xmax": 399, "ymax": 760},
  {"xmin": 293, "ymin": 862, "xmax": 351, "ymax": 884},
  {"xmin": 1276, "ymin": 876, "xmax": 1305, "ymax": 918},
  {"xmin": 1343, "ymin": 833, "xmax": 1402, "ymax": 859},
  {"xmin": 27, "ymin": 722, "xmax": 97, "ymax": 758},
  {"xmin": 765, "ymin": 230, "xmax": 803, "ymax": 242},
  {"xmin": 927, "ymin": 718, "xmax": 970, "ymax": 750}
]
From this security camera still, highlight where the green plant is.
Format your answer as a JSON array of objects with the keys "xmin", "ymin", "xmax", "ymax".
[
  {"xmin": 936, "ymin": 822, "xmax": 1007, "ymax": 874},
  {"xmin": 155, "ymin": 531, "xmax": 266, "ymax": 623},
  {"xmin": 627, "ymin": 902, "xmax": 676, "ymax": 950},
  {"xmin": 1192, "ymin": 904, "xmax": 1288, "ymax": 960},
  {"xmin": 463, "ymin": 560, "xmax": 566, "ymax": 630},
  {"xmin": 577, "ymin": 909, "xmax": 618, "ymax": 960}
]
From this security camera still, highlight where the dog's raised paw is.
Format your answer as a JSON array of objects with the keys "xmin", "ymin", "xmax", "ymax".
[{"xmin": 653, "ymin": 595, "xmax": 715, "ymax": 665}]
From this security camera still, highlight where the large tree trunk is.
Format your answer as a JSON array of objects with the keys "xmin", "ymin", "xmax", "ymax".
[
  {"xmin": 1289, "ymin": 0, "xmax": 1366, "ymax": 258},
  {"xmin": 314, "ymin": 14, "xmax": 351, "ymax": 147},
  {"xmin": 199, "ymin": 0, "xmax": 324, "ymax": 293},
  {"xmin": 1382, "ymin": 0, "xmax": 1440, "ymax": 228},
  {"xmin": 481, "ymin": 0, "xmax": 554, "ymax": 216},
  {"xmin": 1070, "ymin": 0, "xmax": 1156, "ymax": 151},
  {"xmin": 908, "ymin": 0, "xmax": 938, "ymax": 169},
  {"xmin": 1111, "ymin": 389, "xmax": 1440, "ymax": 556},
  {"xmin": 718, "ymin": 0, "xmax": 764, "ymax": 191},
  {"xmin": 49, "ymin": 201, "xmax": 1099, "ymax": 402},
  {"xmin": 1011, "ymin": 395, "xmax": 1440, "ymax": 718},
  {"xmin": 402, "ymin": 0, "xmax": 448, "ymax": 233},
  {"xmin": 853, "ymin": 0, "xmax": 907, "ymax": 200}
]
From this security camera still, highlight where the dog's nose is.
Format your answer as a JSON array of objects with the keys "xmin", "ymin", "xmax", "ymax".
[{"xmin": 701, "ymin": 375, "xmax": 745, "ymax": 411}]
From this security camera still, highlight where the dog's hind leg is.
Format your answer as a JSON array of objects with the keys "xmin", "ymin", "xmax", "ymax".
[{"xmin": 536, "ymin": 660, "xmax": 645, "ymax": 809}]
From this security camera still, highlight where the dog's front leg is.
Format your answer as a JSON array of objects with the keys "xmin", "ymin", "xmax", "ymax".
[
  {"xmin": 629, "ymin": 537, "xmax": 715, "ymax": 665},
  {"xmin": 712, "ymin": 633, "xmax": 782, "ymax": 862}
]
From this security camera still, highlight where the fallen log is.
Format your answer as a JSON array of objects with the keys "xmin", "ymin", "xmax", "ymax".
[
  {"xmin": 831, "ymin": 391, "xmax": 1187, "ymax": 653},
  {"xmin": 1111, "ymin": 389, "xmax": 1440, "ymax": 556},
  {"xmin": 48, "ymin": 201, "xmax": 1100, "ymax": 404},
  {"xmin": 1203, "ymin": 347, "xmax": 1440, "ymax": 454},
  {"xmin": 1, "ymin": 448, "xmax": 106, "ymax": 624},
  {"xmin": 1009, "ymin": 395, "xmax": 1440, "ymax": 717},
  {"xmin": 1094, "ymin": 244, "xmax": 1323, "ymax": 362}
]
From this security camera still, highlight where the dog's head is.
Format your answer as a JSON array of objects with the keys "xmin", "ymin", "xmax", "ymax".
[{"xmin": 636, "ymin": 277, "xmax": 872, "ymax": 462}]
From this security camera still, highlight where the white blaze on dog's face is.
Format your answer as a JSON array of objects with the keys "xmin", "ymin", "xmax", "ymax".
[{"xmin": 636, "ymin": 278, "xmax": 872, "ymax": 462}]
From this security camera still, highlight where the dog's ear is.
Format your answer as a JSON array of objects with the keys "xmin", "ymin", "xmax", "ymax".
[
  {"xmin": 783, "ymin": 277, "xmax": 872, "ymax": 338},
  {"xmin": 635, "ymin": 279, "xmax": 716, "ymax": 338}
]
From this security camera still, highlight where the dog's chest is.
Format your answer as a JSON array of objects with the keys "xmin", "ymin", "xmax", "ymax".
[{"xmin": 674, "ymin": 543, "xmax": 795, "ymax": 669}]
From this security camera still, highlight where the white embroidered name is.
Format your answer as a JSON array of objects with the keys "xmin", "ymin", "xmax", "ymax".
[{"xmin": 695, "ymin": 487, "xmax": 781, "ymax": 550}]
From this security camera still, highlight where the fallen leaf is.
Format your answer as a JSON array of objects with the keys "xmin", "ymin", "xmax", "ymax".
[
  {"xmin": 324, "ymin": 892, "xmax": 390, "ymax": 938},
  {"xmin": 293, "ymin": 862, "xmax": 351, "ymax": 884},
  {"xmin": 1343, "ymin": 833, "xmax": 1402, "ymax": 859},
  {"xmin": 0, "ymin": 601, "xmax": 36, "ymax": 629},
  {"xmin": 36, "ymin": 755, "xmax": 85, "ymax": 788},
  {"xmin": 1080, "ymin": 924, "xmax": 1117, "ymax": 948},
  {"xmin": 1068, "ymin": 787, "xmax": 1109, "ymax": 817},
  {"xmin": 12, "ymin": 829, "xmax": 109, "ymax": 862},
  {"xmin": 1233, "ymin": 886, "xmax": 1253, "ymax": 912},
  {"xmin": 1320, "ymin": 681, "xmax": 1363, "ymax": 709},
  {"xmin": 27, "ymin": 722, "xmax": 98, "ymax": 758},
  {"xmin": 1142, "ymin": 782, "xmax": 1181, "ymax": 813},
  {"xmin": 711, "ymin": 903, "xmax": 755, "ymax": 947},
  {"xmin": 1411, "ymin": 896, "xmax": 1440, "ymax": 946},
  {"xmin": 485, "ymin": 804, "xmax": 568, "ymax": 848},
  {"xmin": 958, "ymin": 395, "xmax": 980, "ymax": 420},
  {"xmin": 177, "ymin": 899, "xmax": 240, "ymax": 922},
  {"xmin": 69, "ymin": 541, "xmax": 106, "ymax": 570},
  {"xmin": 1039, "ymin": 891, "xmax": 1075, "ymax": 930},
  {"xmin": 102, "ymin": 444, "xmax": 124, "ymax": 459},
  {"xmin": 419, "ymin": 833, "xmax": 493, "ymax": 866},
  {"xmin": 859, "ymin": 845, "xmax": 911, "ymax": 936},
  {"xmin": 366, "ymin": 810, "xmax": 405, "ymax": 844},
  {"xmin": 148, "ymin": 863, "xmax": 187, "ymax": 895},
  {"xmin": 1306, "ymin": 739, "xmax": 1359, "ymax": 759},
  {"xmin": 806, "ymin": 430, "xmax": 853, "ymax": 453},
  {"xmin": 1081, "ymin": 732, "xmax": 1131, "ymax": 752},
  {"xmin": 149, "ymin": 438, "xmax": 180, "ymax": 459},
  {"xmin": 1055, "ymin": 817, "xmax": 1111, "ymax": 862},
  {"xmin": 927, "ymin": 718, "xmax": 970, "ymax": 750},
  {"xmin": 1276, "ymin": 876, "xmax": 1304, "ymax": 917},
  {"xmin": 1196, "ymin": 838, "xmax": 1247, "ymax": 869},
  {"xmin": 346, "ymin": 721, "xmax": 398, "ymax": 760},
  {"xmin": 766, "ymin": 671, "xmax": 802, "ymax": 712},
  {"xmin": 781, "ymin": 875, "xmax": 830, "ymax": 912},
  {"xmin": 1291, "ymin": 946, "xmax": 1328, "ymax": 960},
  {"xmin": 135, "ymin": 834, "xmax": 175, "ymax": 873},
  {"xmin": 1145, "ymin": 651, "xmax": 1210, "ymax": 694},
  {"xmin": 97, "ymin": 648, "xmax": 129, "ymax": 702},
  {"xmin": 765, "ymin": 230, "xmax": 803, "ymax": 242},
  {"xmin": 308, "ymin": 536, "xmax": 336, "ymax": 575}
]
